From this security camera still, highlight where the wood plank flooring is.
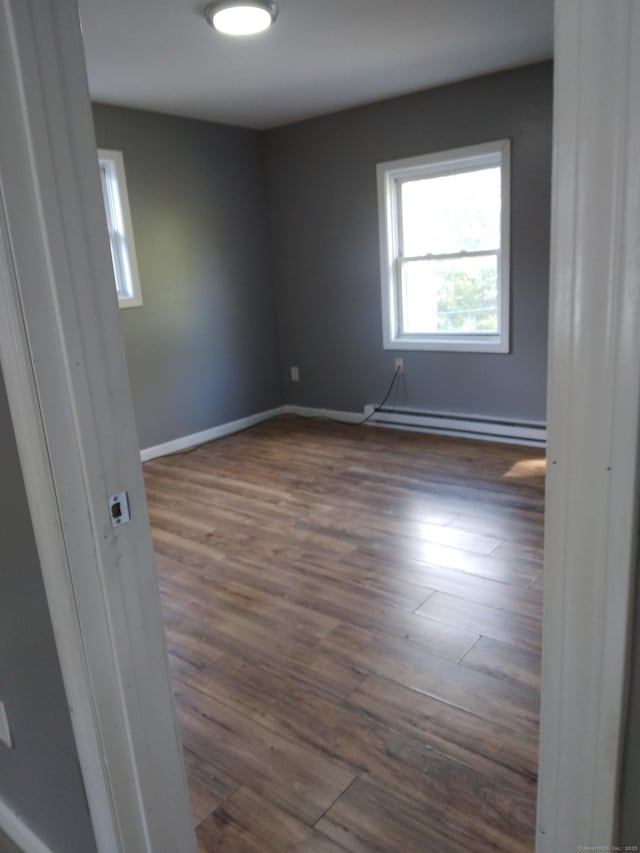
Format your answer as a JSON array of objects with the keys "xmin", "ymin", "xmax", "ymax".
[{"xmin": 144, "ymin": 415, "xmax": 545, "ymax": 852}]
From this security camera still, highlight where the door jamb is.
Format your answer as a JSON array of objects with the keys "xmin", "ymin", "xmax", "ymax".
[{"xmin": 0, "ymin": 1, "xmax": 195, "ymax": 850}]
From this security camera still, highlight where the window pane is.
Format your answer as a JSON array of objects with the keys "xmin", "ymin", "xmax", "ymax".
[
  {"xmin": 401, "ymin": 255, "xmax": 498, "ymax": 334},
  {"xmin": 107, "ymin": 234, "xmax": 125, "ymax": 297},
  {"xmin": 400, "ymin": 167, "xmax": 500, "ymax": 256},
  {"xmin": 98, "ymin": 150, "xmax": 143, "ymax": 307},
  {"xmin": 109, "ymin": 232, "xmax": 134, "ymax": 300}
]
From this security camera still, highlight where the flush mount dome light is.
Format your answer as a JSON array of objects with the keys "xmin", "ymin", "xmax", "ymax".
[{"xmin": 204, "ymin": 1, "xmax": 278, "ymax": 36}]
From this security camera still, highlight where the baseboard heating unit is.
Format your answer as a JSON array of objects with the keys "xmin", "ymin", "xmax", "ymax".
[{"xmin": 362, "ymin": 405, "xmax": 546, "ymax": 447}]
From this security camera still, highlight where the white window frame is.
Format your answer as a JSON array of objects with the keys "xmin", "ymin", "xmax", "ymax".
[
  {"xmin": 377, "ymin": 139, "xmax": 510, "ymax": 353},
  {"xmin": 98, "ymin": 148, "xmax": 143, "ymax": 308}
]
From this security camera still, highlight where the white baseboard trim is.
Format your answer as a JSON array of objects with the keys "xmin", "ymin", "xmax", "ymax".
[
  {"xmin": 140, "ymin": 403, "xmax": 546, "ymax": 462},
  {"xmin": 283, "ymin": 405, "xmax": 363, "ymax": 424},
  {"xmin": 0, "ymin": 797, "xmax": 54, "ymax": 853},
  {"xmin": 363, "ymin": 404, "xmax": 546, "ymax": 446},
  {"xmin": 140, "ymin": 406, "xmax": 287, "ymax": 461}
]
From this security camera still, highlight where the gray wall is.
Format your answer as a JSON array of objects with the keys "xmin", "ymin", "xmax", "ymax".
[
  {"xmin": 92, "ymin": 104, "xmax": 283, "ymax": 451},
  {"xmin": 264, "ymin": 62, "xmax": 552, "ymax": 421},
  {"xmin": 92, "ymin": 65, "xmax": 552, "ymax": 439},
  {"xmin": 0, "ymin": 371, "xmax": 96, "ymax": 852}
]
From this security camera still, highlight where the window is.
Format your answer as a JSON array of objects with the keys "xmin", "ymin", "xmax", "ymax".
[
  {"xmin": 98, "ymin": 149, "xmax": 143, "ymax": 308},
  {"xmin": 377, "ymin": 140, "xmax": 510, "ymax": 352}
]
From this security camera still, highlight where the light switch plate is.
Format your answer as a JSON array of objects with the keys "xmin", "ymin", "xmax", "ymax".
[{"xmin": 0, "ymin": 701, "xmax": 13, "ymax": 749}]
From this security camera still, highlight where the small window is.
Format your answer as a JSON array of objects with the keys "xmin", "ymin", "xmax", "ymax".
[
  {"xmin": 98, "ymin": 149, "xmax": 142, "ymax": 308},
  {"xmin": 377, "ymin": 140, "xmax": 510, "ymax": 352}
]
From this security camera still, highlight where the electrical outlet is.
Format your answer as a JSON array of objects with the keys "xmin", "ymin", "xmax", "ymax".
[
  {"xmin": 0, "ymin": 701, "xmax": 13, "ymax": 749},
  {"xmin": 290, "ymin": 366, "xmax": 300, "ymax": 382},
  {"xmin": 395, "ymin": 357, "xmax": 404, "ymax": 374}
]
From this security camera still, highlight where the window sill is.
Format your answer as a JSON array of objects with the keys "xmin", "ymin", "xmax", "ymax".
[
  {"xmin": 383, "ymin": 335, "xmax": 509, "ymax": 353},
  {"xmin": 117, "ymin": 295, "xmax": 143, "ymax": 310}
]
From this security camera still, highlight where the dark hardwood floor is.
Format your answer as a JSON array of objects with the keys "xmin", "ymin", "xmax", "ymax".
[{"xmin": 144, "ymin": 415, "xmax": 545, "ymax": 852}]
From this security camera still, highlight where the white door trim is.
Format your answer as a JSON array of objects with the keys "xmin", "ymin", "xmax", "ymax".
[
  {"xmin": 0, "ymin": 1, "xmax": 194, "ymax": 850},
  {"xmin": 537, "ymin": 1, "xmax": 640, "ymax": 849}
]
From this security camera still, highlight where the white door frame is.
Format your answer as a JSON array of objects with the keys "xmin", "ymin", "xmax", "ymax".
[
  {"xmin": 0, "ymin": 0, "xmax": 638, "ymax": 851},
  {"xmin": 537, "ymin": 1, "xmax": 640, "ymax": 849},
  {"xmin": 0, "ymin": 1, "xmax": 194, "ymax": 850}
]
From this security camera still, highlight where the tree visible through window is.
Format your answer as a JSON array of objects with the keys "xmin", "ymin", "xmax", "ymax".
[{"xmin": 378, "ymin": 141, "xmax": 510, "ymax": 352}]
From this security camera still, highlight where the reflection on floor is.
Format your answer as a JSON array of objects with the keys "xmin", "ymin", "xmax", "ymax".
[{"xmin": 144, "ymin": 415, "xmax": 545, "ymax": 852}]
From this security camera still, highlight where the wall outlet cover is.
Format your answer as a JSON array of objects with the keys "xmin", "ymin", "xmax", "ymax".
[{"xmin": 290, "ymin": 366, "xmax": 300, "ymax": 382}]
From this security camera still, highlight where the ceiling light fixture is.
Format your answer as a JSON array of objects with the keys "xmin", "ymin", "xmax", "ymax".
[{"xmin": 204, "ymin": 1, "xmax": 278, "ymax": 36}]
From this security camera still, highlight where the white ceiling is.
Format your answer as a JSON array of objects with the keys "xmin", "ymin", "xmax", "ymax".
[{"xmin": 78, "ymin": 0, "xmax": 554, "ymax": 130}]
